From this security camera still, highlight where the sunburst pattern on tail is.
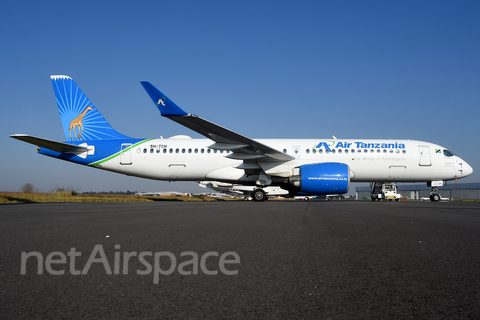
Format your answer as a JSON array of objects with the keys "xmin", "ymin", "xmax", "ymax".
[{"xmin": 51, "ymin": 75, "xmax": 131, "ymax": 141}]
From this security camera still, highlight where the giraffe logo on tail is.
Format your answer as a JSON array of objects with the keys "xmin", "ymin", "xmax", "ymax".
[{"xmin": 69, "ymin": 106, "xmax": 93, "ymax": 139}]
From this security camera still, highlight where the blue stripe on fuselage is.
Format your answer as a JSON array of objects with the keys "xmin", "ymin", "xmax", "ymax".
[{"xmin": 38, "ymin": 139, "xmax": 147, "ymax": 165}]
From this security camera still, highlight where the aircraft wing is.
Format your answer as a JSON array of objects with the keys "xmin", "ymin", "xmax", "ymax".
[
  {"xmin": 141, "ymin": 82, "xmax": 294, "ymax": 162},
  {"xmin": 10, "ymin": 134, "xmax": 87, "ymax": 153}
]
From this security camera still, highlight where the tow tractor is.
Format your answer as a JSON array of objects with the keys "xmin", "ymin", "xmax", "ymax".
[{"xmin": 370, "ymin": 182, "xmax": 401, "ymax": 201}]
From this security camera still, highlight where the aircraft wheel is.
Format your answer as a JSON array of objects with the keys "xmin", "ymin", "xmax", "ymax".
[
  {"xmin": 253, "ymin": 189, "xmax": 266, "ymax": 202},
  {"xmin": 430, "ymin": 194, "xmax": 441, "ymax": 202}
]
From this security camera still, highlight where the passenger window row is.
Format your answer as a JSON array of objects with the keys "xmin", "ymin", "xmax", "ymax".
[
  {"xmin": 139, "ymin": 148, "xmax": 232, "ymax": 154},
  {"xmin": 138, "ymin": 147, "xmax": 407, "ymax": 155},
  {"xmin": 304, "ymin": 149, "xmax": 407, "ymax": 154}
]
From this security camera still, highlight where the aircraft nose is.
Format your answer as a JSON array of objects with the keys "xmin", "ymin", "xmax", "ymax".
[{"xmin": 463, "ymin": 161, "xmax": 473, "ymax": 177}]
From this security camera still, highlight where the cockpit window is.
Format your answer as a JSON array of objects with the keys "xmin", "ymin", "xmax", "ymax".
[{"xmin": 443, "ymin": 150, "xmax": 454, "ymax": 157}]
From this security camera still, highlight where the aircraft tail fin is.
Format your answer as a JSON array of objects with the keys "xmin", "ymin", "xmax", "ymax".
[{"xmin": 50, "ymin": 75, "xmax": 131, "ymax": 141}]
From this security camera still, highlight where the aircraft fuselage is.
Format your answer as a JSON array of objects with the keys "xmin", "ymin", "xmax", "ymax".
[{"xmin": 39, "ymin": 138, "xmax": 472, "ymax": 184}]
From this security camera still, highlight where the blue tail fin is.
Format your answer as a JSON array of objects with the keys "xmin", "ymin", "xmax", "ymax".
[{"xmin": 51, "ymin": 75, "xmax": 131, "ymax": 141}]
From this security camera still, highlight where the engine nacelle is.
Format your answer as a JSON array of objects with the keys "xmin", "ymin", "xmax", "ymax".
[{"xmin": 290, "ymin": 162, "xmax": 350, "ymax": 195}]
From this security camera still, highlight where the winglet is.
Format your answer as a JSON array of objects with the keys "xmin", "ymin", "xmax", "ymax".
[{"xmin": 140, "ymin": 82, "xmax": 188, "ymax": 117}]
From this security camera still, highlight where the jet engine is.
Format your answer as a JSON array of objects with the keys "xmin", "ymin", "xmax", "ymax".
[{"xmin": 290, "ymin": 162, "xmax": 350, "ymax": 195}]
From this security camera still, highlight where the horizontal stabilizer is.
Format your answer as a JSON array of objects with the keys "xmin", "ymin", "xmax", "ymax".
[{"xmin": 10, "ymin": 134, "xmax": 87, "ymax": 153}]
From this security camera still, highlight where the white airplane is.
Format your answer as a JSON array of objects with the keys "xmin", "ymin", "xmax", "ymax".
[{"xmin": 11, "ymin": 75, "xmax": 473, "ymax": 201}]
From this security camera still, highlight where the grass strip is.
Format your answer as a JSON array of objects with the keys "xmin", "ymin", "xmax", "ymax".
[{"xmin": 0, "ymin": 192, "xmax": 227, "ymax": 204}]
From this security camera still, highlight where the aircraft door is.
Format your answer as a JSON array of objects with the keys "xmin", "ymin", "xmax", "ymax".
[
  {"xmin": 418, "ymin": 146, "xmax": 431, "ymax": 166},
  {"xmin": 120, "ymin": 143, "xmax": 132, "ymax": 165}
]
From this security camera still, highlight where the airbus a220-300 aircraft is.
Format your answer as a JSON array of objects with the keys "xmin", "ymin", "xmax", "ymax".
[{"xmin": 11, "ymin": 76, "xmax": 473, "ymax": 201}]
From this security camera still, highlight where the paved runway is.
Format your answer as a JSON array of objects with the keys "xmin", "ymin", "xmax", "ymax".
[{"xmin": 1, "ymin": 201, "xmax": 479, "ymax": 319}]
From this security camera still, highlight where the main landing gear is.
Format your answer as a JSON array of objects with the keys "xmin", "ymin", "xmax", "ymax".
[{"xmin": 252, "ymin": 188, "xmax": 267, "ymax": 202}]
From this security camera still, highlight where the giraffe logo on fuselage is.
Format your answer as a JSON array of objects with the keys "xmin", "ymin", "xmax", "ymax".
[{"xmin": 69, "ymin": 106, "xmax": 93, "ymax": 139}]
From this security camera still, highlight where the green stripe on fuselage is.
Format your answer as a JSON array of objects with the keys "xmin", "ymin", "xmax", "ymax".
[{"xmin": 89, "ymin": 139, "xmax": 154, "ymax": 167}]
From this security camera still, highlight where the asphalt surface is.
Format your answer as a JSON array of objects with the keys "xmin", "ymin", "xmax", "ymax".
[{"xmin": 0, "ymin": 200, "xmax": 479, "ymax": 319}]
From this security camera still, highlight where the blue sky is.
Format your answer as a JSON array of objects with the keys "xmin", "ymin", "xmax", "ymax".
[{"xmin": 1, "ymin": 1, "xmax": 479, "ymax": 193}]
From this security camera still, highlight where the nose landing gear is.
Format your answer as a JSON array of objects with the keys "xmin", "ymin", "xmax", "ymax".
[
  {"xmin": 429, "ymin": 189, "xmax": 441, "ymax": 202},
  {"xmin": 428, "ymin": 181, "xmax": 443, "ymax": 202}
]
